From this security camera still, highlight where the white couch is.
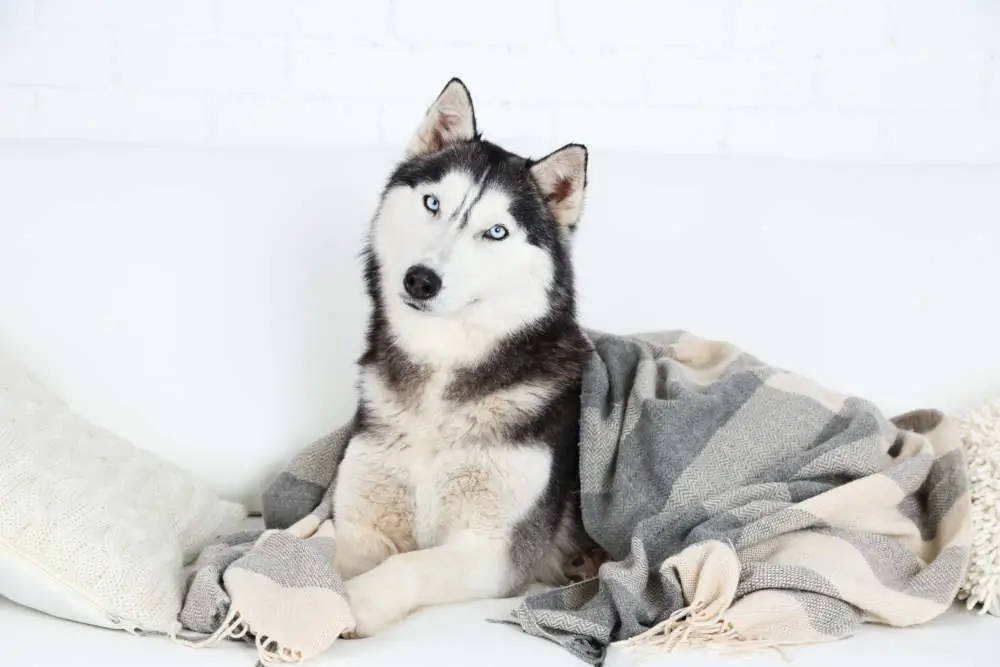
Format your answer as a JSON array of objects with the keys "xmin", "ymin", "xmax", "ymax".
[{"xmin": 1, "ymin": 140, "xmax": 998, "ymax": 665}]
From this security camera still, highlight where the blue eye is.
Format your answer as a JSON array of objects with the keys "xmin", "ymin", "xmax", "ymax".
[
  {"xmin": 485, "ymin": 224, "xmax": 509, "ymax": 241},
  {"xmin": 423, "ymin": 194, "xmax": 440, "ymax": 213}
]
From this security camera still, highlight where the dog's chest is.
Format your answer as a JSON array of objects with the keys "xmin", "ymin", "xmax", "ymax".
[
  {"xmin": 364, "ymin": 367, "xmax": 552, "ymax": 447},
  {"xmin": 353, "ymin": 369, "xmax": 554, "ymax": 548}
]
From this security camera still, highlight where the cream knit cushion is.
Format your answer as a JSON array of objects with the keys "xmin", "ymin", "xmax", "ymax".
[
  {"xmin": 0, "ymin": 352, "xmax": 246, "ymax": 634},
  {"xmin": 955, "ymin": 397, "xmax": 1000, "ymax": 616}
]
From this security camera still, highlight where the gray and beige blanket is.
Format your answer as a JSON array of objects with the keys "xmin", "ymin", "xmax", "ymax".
[{"xmin": 179, "ymin": 330, "xmax": 971, "ymax": 665}]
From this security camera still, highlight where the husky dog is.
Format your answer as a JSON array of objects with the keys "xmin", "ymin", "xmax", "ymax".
[{"xmin": 335, "ymin": 78, "xmax": 602, "ymax": 638}]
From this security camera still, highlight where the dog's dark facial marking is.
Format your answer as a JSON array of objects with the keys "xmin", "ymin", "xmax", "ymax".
[{"xmin": 366, "ymin": 136, "xmax": 587, "ymax": 407}]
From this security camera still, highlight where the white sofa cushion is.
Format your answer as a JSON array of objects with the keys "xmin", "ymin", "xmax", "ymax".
[
  {"xmin": 3, "ymin": 590, "xmax": 997, "ymax": 667},
  {"xmin": 0, "ymin": 352, "xmax": 246, "ymax": 633},
  {"xmin": 5, "ymin": 521, "xmax": 997, "ymax": 665},
  {"xmin": 0, "ymin": 141, "xmax": 998, "ymax": 512}
]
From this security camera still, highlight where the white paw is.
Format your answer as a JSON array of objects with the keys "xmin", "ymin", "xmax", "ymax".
[{"xmin": 343, "ymin": 568, "xmax": 412, "ymax": 638}]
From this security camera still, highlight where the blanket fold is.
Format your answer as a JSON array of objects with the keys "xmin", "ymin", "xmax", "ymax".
[
  {"xmin": 509, "ymin": 331, "xmax": 971, "ymax": 662},
  {"xmin": 178, "ymin": 330, "xmax": 971, "ymax": 665}
]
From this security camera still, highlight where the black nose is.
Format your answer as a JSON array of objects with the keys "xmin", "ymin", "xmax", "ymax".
[{"xmin": 403, "ymin": 265, "xmax": 442, "ymax": 300}]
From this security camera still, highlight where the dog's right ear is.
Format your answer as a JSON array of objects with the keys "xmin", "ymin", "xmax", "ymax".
[{"xmin": 405, "ymin": 78, "xmax": 477, "ymax": 158}]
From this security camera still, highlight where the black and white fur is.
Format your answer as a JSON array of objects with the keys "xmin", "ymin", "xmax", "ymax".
[{"xmin": 334, "ymin": 78, "xmax": 601, "ymax": 637}]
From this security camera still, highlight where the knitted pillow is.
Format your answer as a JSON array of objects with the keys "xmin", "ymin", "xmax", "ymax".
[
  {"xmin": 955, "ymin": 396, "xmax": 1000, "ymax": 616},
  {"xmin": 0, "ymin": 352, "xmax": 246, "ymax": 634}
]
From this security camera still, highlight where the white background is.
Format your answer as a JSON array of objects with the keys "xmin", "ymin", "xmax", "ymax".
[
  {"xmin": 1, "ymin": 0, "xmax": 1000, "ymax": 162},
  {"xmin": 2, "ymin": 3, "xmax": 1000, "ymax": 662}
]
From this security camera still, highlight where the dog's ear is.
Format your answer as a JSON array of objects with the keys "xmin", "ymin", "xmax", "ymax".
[
  {"xmin": 406, "ymin": 78, "xmax": 477, "ymax": 158},
  {"xmin": 529, "ymin": 144, "xmax": 588, "ymax": 232}
]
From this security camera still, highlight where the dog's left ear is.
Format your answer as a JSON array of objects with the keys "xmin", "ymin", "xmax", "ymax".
[
  {"xmin": 530, "ymin": 144, "xmax": 588, "ymax": 232},
  {"xmin": 406, "ymin": 78, "xmax": 477, "ymax": 158}
]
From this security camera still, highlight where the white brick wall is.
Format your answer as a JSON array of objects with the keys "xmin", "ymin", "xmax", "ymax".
[{"xmin": 1, "ymin": 0, "xmax": 998, "ymax": 162}]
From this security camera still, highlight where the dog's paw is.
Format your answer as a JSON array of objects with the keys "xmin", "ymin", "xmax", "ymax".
[
  {"xmin": 563, "ymin": 546, "xmax": 609, "ymax": 583},
  {"xmin": 343, "ymin": 569, "xmax": 411, "ymax": 638}
]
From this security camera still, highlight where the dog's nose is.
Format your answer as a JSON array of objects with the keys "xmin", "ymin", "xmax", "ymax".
[{"xmin": 403, "ymin": 265, "xmax": 442, "ymax": 300}]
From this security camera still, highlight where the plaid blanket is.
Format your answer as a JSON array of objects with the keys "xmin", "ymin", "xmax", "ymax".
[
  {"xmin": 507, "ymin": 330, "xmax": 971, "ymax": 661},
  {"xmin": 177, "ymin": 330, "xmax": 971, "ymax": 665}
]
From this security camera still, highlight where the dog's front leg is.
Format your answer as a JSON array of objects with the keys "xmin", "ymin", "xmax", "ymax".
[{"xmin": 344, "ymin": 532, "xmax": 515, "ymax": 637}]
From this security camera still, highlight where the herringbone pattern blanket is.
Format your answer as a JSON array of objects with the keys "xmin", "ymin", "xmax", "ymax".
[{"xmin": 508, "ymin": 331, "xmax": 971, "ymax": 663}]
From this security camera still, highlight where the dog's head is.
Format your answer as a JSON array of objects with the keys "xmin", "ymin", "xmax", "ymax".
[{"xmin": 367, "ymin": 78, "xmax": 588, "ymax": 362}]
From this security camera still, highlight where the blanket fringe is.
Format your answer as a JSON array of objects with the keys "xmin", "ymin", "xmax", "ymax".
[
  {"xmin": 171, "ymin": 606, "xmax": 249, "ymax": 649},
  {"xmin": 617, "ymin": 603, "xmax": 739, "ymax": 653},
  {"xmin": 255, "ymin": 633, "xmax": 305, "ymax": 665},
  {"xmin": 172, "ymin": 607, "xmax": 304, "ymax": 665},
  {"xmin": 616, "ymin": 603, "xmax": 814, "ymax": 662}
]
